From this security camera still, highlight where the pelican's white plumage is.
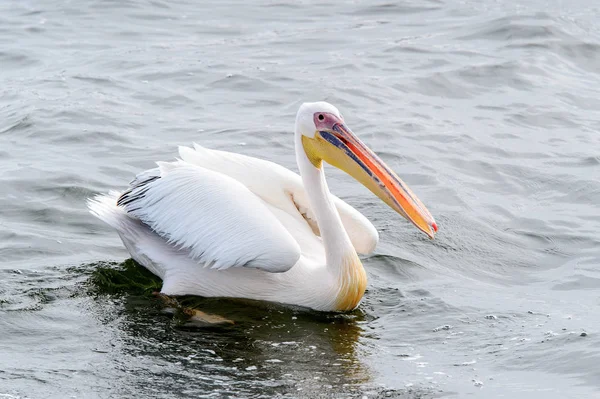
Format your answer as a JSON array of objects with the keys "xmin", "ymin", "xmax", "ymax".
[
  {"xmin": 89, "ymin": 102, "xmax": 437, "ymax": 312},
  {"xmin": 177, "ymin": 143, "xmax": 379, "ymax": 254}
]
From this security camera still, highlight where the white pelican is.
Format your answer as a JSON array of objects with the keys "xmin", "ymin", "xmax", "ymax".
[{"xmin": 88, "ymin": 102, "xmax": 437, "ymax": 312}]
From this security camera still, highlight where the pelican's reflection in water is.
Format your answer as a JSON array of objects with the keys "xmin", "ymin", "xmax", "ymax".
[{"xmin": 93, "ymin": 280, "xmax": 373, "ymax": 398}]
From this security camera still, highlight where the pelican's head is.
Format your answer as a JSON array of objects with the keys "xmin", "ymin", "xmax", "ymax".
[{"xmin": 296, "ymin": 101, "xmax": 438, "ymax": 239}]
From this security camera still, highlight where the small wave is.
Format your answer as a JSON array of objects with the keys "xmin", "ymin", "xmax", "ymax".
[{"xmin": 457, "ymin": 13, "xmax": 567, "ymax": 42}]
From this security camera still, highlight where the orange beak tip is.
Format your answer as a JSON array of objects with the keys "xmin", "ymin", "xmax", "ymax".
[{"xmin": 432, "ymin": 222, "xmax": 438, "ymax": 233}]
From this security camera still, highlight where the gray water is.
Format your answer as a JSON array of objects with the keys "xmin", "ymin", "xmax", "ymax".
[{"xmin": 2, "ymin": 0, "xmax": 600, "ymax": 398}]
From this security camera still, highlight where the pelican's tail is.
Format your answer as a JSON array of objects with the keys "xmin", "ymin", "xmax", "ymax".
[
  {"xmin": 87, "ymin": 190, "xmax": 129, "ymax": 230},
  {"xmin": 88, "ymin": 191, "xmax": 168, "ymax": 278}
]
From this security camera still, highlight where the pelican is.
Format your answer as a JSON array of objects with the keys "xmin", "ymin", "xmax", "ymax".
[{"xmin": 88, "ymin": 102, "xmax": 437, "ymax": 312}]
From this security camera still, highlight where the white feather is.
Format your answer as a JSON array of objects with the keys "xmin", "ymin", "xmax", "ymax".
[
  {"xmin": 118, "ymin": 161, "xmax": 301, "ymax": 273},
  {"xmin": 178, "ymin": 144, "xmax": 379, "ymax": 254},
  {"xmin": 88, "ymin": 185, "xmax": 333, "ymax": 309}
]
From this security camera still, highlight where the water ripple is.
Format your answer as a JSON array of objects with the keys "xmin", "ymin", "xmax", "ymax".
[{"xmin": 1, "ymin": 0, "xmax": 600, "ymax": 397}]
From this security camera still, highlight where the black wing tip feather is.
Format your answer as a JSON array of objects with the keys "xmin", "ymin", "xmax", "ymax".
[{"xmin": 116, "ymin": 175, "xmax": 160, "ymax": 208}]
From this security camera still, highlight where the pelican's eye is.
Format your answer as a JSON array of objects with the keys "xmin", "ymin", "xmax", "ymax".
[{"xmin": 318, "ymin": 114, "xmax": 324, "ymax": 121}]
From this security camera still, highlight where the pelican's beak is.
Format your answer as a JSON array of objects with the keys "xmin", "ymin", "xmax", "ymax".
[{"xmin": 302, "ymin": 123, "xmax": 437, "ymax": 239}]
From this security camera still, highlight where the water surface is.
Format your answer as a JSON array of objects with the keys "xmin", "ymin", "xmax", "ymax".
[{"xmin": 2, "ymin": 0, "xmax": 600, "ymax": 398}]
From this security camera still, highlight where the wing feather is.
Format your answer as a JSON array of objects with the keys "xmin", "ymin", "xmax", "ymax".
[
  {"xmin": 178, "ymin": 144, "xmax": 379, "ymax": 254},
  {"xmin": 118, "ymin": 161, "xmax": 301, "ymax": 273}
]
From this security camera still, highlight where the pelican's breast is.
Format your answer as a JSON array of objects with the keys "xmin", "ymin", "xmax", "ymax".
[{"xmin": 333, "ymin": 253, "xmax": 368, "ymax": 312}]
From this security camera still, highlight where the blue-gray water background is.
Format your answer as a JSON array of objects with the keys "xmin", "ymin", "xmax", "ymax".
[{"xmin": 2, "ymin": 0, "xmax": 600, "ymax": 398}]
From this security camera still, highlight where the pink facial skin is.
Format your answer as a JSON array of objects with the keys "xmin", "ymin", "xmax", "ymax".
[{"xmin": 313, "ymin": 112, "xmax": 344, "ymax": 131}]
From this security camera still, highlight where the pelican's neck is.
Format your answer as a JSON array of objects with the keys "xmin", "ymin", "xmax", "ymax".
[
  {"xmin": 295, "ymin": 133, "xmax": 367, "ymax": 311},
  {"xmin": 295, "ymin": 139, "xmax": 355, "ymax": 264}
]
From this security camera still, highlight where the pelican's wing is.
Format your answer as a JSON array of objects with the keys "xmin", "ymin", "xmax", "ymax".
[
  {"xmin": 178, "ymin": 144, "xmax": 379, "ymax": 254},
  {"xmin": 117, "ymin": 161, "xmax": 301, "ymax": 273}
]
